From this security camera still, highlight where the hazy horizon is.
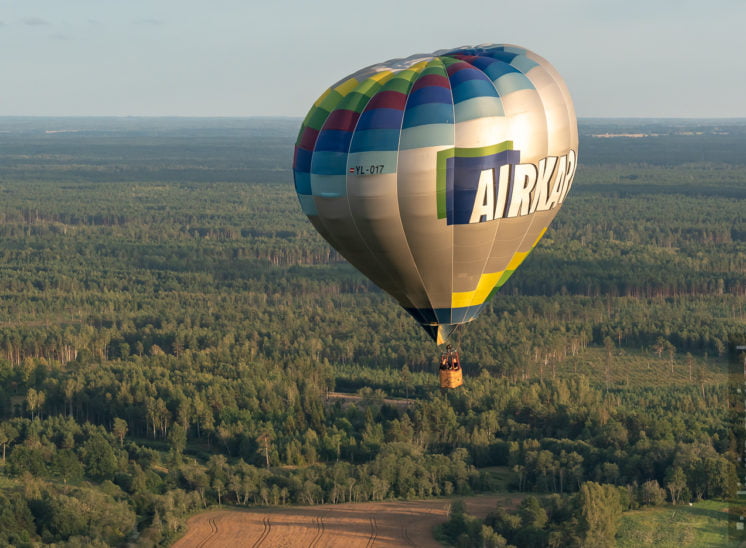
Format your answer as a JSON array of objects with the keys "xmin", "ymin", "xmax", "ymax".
[{"xmin": 1, "ymin": 115, "xmax": 745, "ymax": 121}]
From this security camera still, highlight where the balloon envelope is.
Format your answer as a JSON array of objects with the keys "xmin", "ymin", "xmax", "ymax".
[{"xmin": 293, "ymin": 44, "xmax": 578, "ymax": 344}]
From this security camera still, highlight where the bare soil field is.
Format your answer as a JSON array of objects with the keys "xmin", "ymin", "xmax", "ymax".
[
  {"xmin": 325, "ymin": 392, "xmax": 412, "ymax": 410},
  {"xmin": 173, "ymin": 495, "xmax": 519, "ymax": 547}
]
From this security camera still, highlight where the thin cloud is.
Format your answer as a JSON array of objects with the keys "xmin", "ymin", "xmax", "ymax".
[
  {"xmin": 132, "ymin": 18, "xmax": 164, "ymax": 26},
  {"xmin": 22, "ymin": 16, "xmax": 50, "ymax": 26}
]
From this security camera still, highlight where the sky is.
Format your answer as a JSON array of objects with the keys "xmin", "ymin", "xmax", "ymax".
[{"xmin": 1, "ymin": 0, "xmax": 744, "ymax": 118}]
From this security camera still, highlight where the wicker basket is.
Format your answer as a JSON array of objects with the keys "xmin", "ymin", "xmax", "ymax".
[{"xmin": 439, "ymin": 367, "xmax": 463, "ymax": 389}]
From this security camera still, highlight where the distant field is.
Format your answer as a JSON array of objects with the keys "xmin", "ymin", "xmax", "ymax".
[
  {"xmin": 554, "ymin": 346, "xmax": 730, "ymax": 389},
  {"xmin": 172, "ymin": 496, "xmax": 514, "ymax": 548},
  {"xmin": 173, "ymin": 497, "xmax": 742, "ymax": 547},
  {"xmin": 617, "ymin": 500, "xmax": 739, "ymax": 548}
]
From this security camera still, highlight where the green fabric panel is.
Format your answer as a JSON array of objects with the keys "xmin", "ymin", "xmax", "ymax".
[
  {"xmin": 497, "ymin": 269, "xmax": 515, "ymax": 286},
  {"xmin": 317, "ymin": 89, "xmax": 345, "ymax": 112},
  {"xmin": 339, "ymin": 76, "xmax": 387, "ymax": 112},
  {"xmin": 436, "ymin": 147, "xmax": 454, "ymax": 219},
  {"xmin": 356, "ymin": 76, "xmax": 387, "ymax": 97},
  {"xmin": 305, "ymin": 107, "xmax": 331, "ymax": 131},
  {"xmin": 339, "ymin": 91, "xmax": 373, "ymax": 113},
  {"xmin": 421, "ymin": 59, "xmax": 448, "ymax": 77},
  {"xmin": 383, "ymin": 70, "xmax": 419, "ymax": 94},
  {"xmin": 300, "ymin": 100, "xmax": 321, "ymax": 126},
  {"xmin": 439, "ymin": 56, "xmax": 462, "ymax": 67},
  {"xmin": 454, "ymin": 140, "xmax": 513, "ymax": 157}
]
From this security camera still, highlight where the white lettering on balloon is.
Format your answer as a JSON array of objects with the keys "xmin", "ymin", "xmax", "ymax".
[{"xmin": 468, "ymin": 149, "xmax": 577, "ymax": 223}]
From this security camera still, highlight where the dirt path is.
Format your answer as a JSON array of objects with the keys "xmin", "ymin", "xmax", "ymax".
[
  {"xmin": 326, "ymin": 392, "xmax": 412, "ymax": 410},
  {"xmin": 174, "ymin": 495, "xmax": 518, "ymax": 548}
]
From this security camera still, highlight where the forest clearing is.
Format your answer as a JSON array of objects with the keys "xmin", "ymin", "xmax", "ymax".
[
  {"xmin": 174, "ymin": 496, "xmax": 509, "ymax": 547},
  {"xmin": 174, "ymin": 496, "xmax": 737, "ymax": 547}
]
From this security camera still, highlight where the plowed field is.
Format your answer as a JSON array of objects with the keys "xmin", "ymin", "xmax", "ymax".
[{"xmin": 174, "ymin": 495, "xmax": 516, "ymax": 547}]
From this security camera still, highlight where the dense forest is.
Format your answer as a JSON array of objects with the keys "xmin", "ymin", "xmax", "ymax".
[{"xmin": 0, "ymin": 117, "xmax": 743, "ymax": 547}]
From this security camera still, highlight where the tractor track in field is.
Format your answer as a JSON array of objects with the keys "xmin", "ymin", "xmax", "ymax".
[
  {"xmin": 195, "ymin": 517, "xmax": 218, "ymax": 548},
  {"xmin": 366, "ymin": 515, "xmax": 378, "ymax": 547},
  {"xmin": 401, "ymin": 522, "xmax": 416, "ymax": 546},
  {"xmin": 308, "ymin": 513, "xmax": 326, "ymax": 547},
  {"xmin": 251, "ymin": 516, "xmax": 271, "ymax": 547},
  {"xmin": 175, "ymin": 495, "xmax": 513, "ymax": 548}
]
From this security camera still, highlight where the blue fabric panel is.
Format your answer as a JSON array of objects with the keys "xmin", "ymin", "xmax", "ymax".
[
  {"xmin": 310, "ymin": 151, "xmax": 348, "ymax": 175},
  {"xmin": 404, "ymin": 305, "xmax": 485, "ymax": 331},
  {"xmin": 452, "ymin": 79, "xmax": 499, "ymax": 103},
  {"xmin": 499, "ymin": 45, "xmax": 528, "ymax": 55},
  {"xmin": 487, "ymin": 51, "xmax": 519, "ymax": 63},
  {"xmin": 510, "ymin": 55, "xmax": 540, "ymax": 74},
  {"xmin": 294, "ymin": 147, "xmax": 312, "ymax": 172},
  {"xmin": 464, "ymin": 304, "xmax": 485, "ymax": 322},
  {"xmin": 349, "ymin": 129, "xmax": 401, "ymax": 152},
  {"xmin": 446, "ymin": 149, "xmax": 521, "ymax": 225},
  {"xmin": 450, "ymin": 307, "xmax": 469, "ymax": 324},
  {"xmin": 481, "ymin": 61, "xmax": 520, "ymax": 81},
  {"xmin": 356, "ymin": 108, "xmax": 405, "ymax": 130},
  {"xmin": 311, "ymin": 174, "xmax": 346, "ymax": 198},
  {"xmin": 453, "ymin": 97, "xmax": 504, "ymax": 123},
  {"xmin": 434, "ymin": 308, "xmax": 453, "ymax": 324},
  {"xmin": 448, "ymin": 67, "xmax": 485, "ymax": 87},
  {"xmin": 314, "ymin": 130, "xmax": 353, "ymax": 153},
  {"xmin": 293, "ymin": 170, "xmax": 312, "ymax": 195},
  {"xmin": 402, "ymin": 102, "xmax": 453, "ymax": 128},
  {"xmin": 443, "ymin": 48, "xmax": 476, "ymax": 57},
  {"xmin": 468, "ymin": 56, "xmax": 499, "ymax": 72},
  {"xmin": 297, "ymin": 194, "xmax": 317, "ymax": 216},
  {"xmin": 494, "ymin": 72, "xmax": 535, "ymax": 95},
  {"xmin": 406, "ymin": 86, "xmax": 453, "ymax": 107}
]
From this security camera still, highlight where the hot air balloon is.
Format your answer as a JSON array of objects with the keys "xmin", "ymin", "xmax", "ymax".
[{"xmin": 293, "ymin": 44, "xmax": 577, "ymax": 387}]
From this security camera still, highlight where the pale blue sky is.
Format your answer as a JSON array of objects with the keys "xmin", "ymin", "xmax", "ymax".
[{"xmin": 1, "ymin": 0, "xmax": 744, "ymax": 118}]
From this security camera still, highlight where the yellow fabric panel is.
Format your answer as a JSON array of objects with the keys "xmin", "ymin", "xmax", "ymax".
[
  {"xmin": 313, "ymin": 87, "xmax": 333, "ymax": 108},
  {"xmin": 451, "ymin": 270, "xmax": 504, "ymax": 308},
  {"xmin": 369, "ymin": 70, "xmax": 393, "ymax": 83},
  {"xmin": 356, "ymin": 76, "xmax": 386, "ymax": 96},
  {"xmin": 450, "ymin": 249, "xmax": 535, "ymax": 309},
  {"xmin": 409, "ymin": 60, "xmax": 429, "ymax": 73},
  {"xmin": 334, "ymin": 77, "xmax": 360, "ymax": 97},
  {"xmin": 506, "ymin": 251, "xmax": 529, "ymax": 271}
]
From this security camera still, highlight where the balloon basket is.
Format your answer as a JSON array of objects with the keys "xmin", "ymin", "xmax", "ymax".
[{"xmin": 439, "ymin": 367, "xmax": 463, "ymax": 389}]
